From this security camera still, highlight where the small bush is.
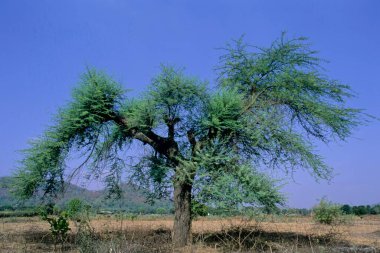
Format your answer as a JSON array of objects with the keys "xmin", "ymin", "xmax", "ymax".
[
  {"xmin": 156, "ymin": 207, "xmax": 168, "ymax": 215},
  {"xmin": 40, "ymin": 211, "xmax": 71, "ymax": 248},
  {"xmin": 313, "ymin": 198, "xmax": 343, "ymax": 225},
  {"xmin": 67, "ymin": 198, "xmax": 85, "ymax": 219}
]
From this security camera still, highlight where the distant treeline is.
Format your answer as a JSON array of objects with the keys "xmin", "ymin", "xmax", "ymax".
[
  {"xmin": 280, "ymin": 204, "xmax": 380, "ymax": 216},
  {"xmin": 340, "ymin": 204, "xmax": 380, "ymax": 215},
  {"xmin": 1, "ymin": 203, "xmax": 380, "ymax": 217}
]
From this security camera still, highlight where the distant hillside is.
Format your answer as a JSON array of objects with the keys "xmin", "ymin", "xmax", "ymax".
[{"xmin": 0, "ymin": 177, "xmax": 172, "ymax": 214}]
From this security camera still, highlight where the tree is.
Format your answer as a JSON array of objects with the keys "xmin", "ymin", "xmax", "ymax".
[
  {"xmin": 341, "ymin": 204, "xmax": 352, "ymax": 215},
  {"xmin": 371, "ymin": 205, "xmax": 380, "ymax": 215},
  {"xmin": 353, "ymin": 205, "xmax": 368, "ymax": 216},
  {"xmin": 14, "ymin": 35, "xmax": 363, "ymax": 248}
]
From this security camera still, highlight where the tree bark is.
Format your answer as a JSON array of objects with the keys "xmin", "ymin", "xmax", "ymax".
[{"xmin": 172, "ymin": 180, "xmax": 192, "ymax": 248}]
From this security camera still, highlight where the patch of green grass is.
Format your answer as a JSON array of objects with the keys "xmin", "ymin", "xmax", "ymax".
[{"xmin": 0, "ymin": 209, "xmax": 38, "ymax": 218}]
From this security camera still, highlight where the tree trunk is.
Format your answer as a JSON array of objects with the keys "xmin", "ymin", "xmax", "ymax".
[{"xmin": 173, "ymin": 180, "xmax": 192, "ymax": 248}]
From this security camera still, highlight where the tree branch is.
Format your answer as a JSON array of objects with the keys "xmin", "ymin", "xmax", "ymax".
[{"xmin": 112, "ymin": 112, "xmax": 179, "ymax": 160}]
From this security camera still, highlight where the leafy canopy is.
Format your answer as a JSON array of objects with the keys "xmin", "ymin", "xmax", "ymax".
[{"xmin": 14, "ymin": 35, "xmax": 362, "ymax": 211}]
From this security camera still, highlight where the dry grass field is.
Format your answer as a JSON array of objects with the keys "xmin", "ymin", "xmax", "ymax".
[{"xmin": 0, "ymin": 215, "xmax": 379, "ymax": 252}]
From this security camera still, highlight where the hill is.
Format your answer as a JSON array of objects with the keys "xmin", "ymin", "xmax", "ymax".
[{"xmin": 0, "ymin": 177, "xmax": 172, "ymax": 214}]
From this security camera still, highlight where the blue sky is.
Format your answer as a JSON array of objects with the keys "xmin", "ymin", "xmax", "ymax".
[{"xmin": 0, "ymin": 0, "xmax": 379, "ymax": 208}]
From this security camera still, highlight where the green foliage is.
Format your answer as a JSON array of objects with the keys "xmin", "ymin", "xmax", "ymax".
[
  {"xmin": 148, "ymin": 65, "xmax": 208, "ymax": 123},
  {"xmin": 201, "ymin": 88, "xmax": 245, "ymax": 133},
  {"xmin": 340, "ymin": 204, "xmax": 380, "ymax": 215},
  {"xmin": 217, "ymin": 34, "xmax": 362, "ymax": 179},
  {"xmin": 0, "ymin": 209, "xmax": 39, "ymax": 218},
  {"xmin": 370, "ymin": 205, "xmax": 380, "ymax": 215},
  {"xmin": 341, "ymin": 204, "xmax": 352, "ymax": 215},
  {"xmin": 125, "ymin": 213, "xmax": 138, "ymax": 221},
  {"xmin": 156, "ymin": 207, "xmax": 168, "ymax": 215},
  {"xmin": 62, "ymin": 198, "xmax": 96, "ymax": 252},
  {"xmin": 66, "ymin": 198, "xmax": 87, "ymax": 219},
  {"xmin": 67, "ymin": 198, "xmax": 83, "ymax": 214},
  {"xmin": 14, "ymin": 35, "xmax": 365, "ymax": 218},
  {"xmin": 40, "ymin": 211, "xmax": 71, "ymax": 246},
  {"xmin": 313, "ymin": 198, "xmax": 343, "ymax": 225},
  {"xmin": 13, "ymin": 69, "xmax": 125, "ymax": 199},
  {"xmin": 191, "ymin": 200, "xmax": 209, "ymax": 218},
  {"xmin": 353, "ymin": 205, "xmax": 370, "ymax": 216},
  {"xmin": 41, "ymin": 203, "xmax": 56, "ymax": 215},
  {"xmin": 183, "ymin": 143, "xmax": 285, "ymax": 212}
]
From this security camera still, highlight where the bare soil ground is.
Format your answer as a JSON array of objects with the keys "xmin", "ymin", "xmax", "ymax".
[{"xmin": 0, "ymin": 215, "xmax": 379, "ymax": 252}]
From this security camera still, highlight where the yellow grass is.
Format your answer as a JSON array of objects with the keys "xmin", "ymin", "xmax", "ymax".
[{"xmin": 1, "ymin": 215, "xmax": 379, "ymax": 252}]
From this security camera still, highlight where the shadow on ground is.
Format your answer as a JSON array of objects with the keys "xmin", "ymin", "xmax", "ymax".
[{"xmin": 11, "ymin": 227, "xmax": 380, "ymax": 253}]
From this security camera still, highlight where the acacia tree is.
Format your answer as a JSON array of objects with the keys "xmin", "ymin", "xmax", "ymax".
[{"xmin": 14, "ymin": 35, "xmax": 362, "ymax": 247}]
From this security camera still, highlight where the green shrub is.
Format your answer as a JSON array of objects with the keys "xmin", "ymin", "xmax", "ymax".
[
  {"xmin": 40, "ymin": 211, "xmax": 71, "ymax": 248},
  {"xmin": 156, "ymin": 207, "xmax": 168, "ymax": 215},
  {"xmin": 66, "ymin": 200, "xmax": 96, "ymax": 252},
  {"xmin": 312, "ymin": 198, "xmax": 343, "ymax": 225},
  {"xmin": 67, "ymin": 198, "xmax": 84, "ymax": 219}
]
